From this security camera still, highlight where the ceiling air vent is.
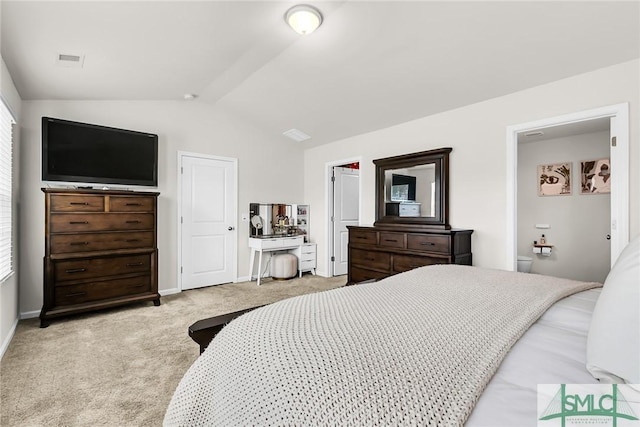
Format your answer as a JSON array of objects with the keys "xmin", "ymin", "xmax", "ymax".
[
  {"xmin": 283, "ymin": 128, "xmax": 311, "ymax": 142},
  {"xmin": 55, "ymin": 53, "xmax": 85, "ymax": 68}
]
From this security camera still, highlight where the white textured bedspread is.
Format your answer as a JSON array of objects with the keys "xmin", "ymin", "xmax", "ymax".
[{"xmin": 164, "ymin": 265, "xmax": 600, "ymax": 426}]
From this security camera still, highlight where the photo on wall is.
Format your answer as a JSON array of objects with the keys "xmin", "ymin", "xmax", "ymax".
[
  {"xmin": 538, "ymin": 162, "xmax": 572, "ymax": 196},
  {"xmin": 580, "ymin": 158, "xmax": 611, "ymax": 194}
]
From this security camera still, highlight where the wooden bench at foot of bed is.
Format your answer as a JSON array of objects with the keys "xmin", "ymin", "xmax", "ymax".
[{"xmin": 189, "ymin": 305, "xmax": 266, "ymax": 354}]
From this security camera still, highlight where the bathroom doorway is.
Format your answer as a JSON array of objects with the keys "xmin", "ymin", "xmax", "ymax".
[
  {"xmin": 506, "ymin": 103, "xmax": 629, "ymax": 282},
  {"xmin": 516, "ymin": 120, "xmax": 611, "ymax": 282}
]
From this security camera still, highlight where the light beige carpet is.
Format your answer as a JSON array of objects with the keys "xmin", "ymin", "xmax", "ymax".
[{"xmin": 0, "ymin": 275, "xmax": 346, "ymax": 426}]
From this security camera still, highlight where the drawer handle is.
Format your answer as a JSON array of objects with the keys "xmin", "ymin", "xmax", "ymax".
[
  {"xmin": 355, "ymin": 236, "xmax": 367, "ymax": 240},
  {"xmin": 126, "ymin": 262, "xmax": 144, "ymax": 267},
  {"xmin": 420, "ymin": 242, "xmax": 436, "ymax": 246},
  {"xmin": 384, "ymin": 239, "xmax": 398, "ymax": 243},
  {"xmin": 65, "ymin": 291, "xmax": 86, "ymax": 297},
  {"xmin": 125, "ymin": 203, "xmax": 142, "ymax": 206},
  {"xmin": 125, "ymin": 220, "xmax": 141, "ymax": 224},
  {"xmin": 69, "ymin": 221, "xmax": 89, "ymax": 225},
  {"xmin": 65, "ymin": 268, "xmax": 87, "ymax": 274},
  {"xmin": 125, "ymin": 239, "xmax": 141, "ymax": 243},
  {"xmin": 69, "ymin": 202, "xmax": 89, "ymax": 206},
  {"xmin": 128, "ymin": 284, "xmax": 145, "ymax": 289},
  {"xmin": 69, "ymin": 242, "xmax": 89, "ymax": 246},
  {"xmin": 365, "ymin": 257, "xmax": 375, "ymax": 261}
]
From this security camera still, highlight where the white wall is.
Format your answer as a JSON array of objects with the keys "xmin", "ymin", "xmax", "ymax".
[
  {"xmin": 304, "ymin": 60, "xmax": 640, "ymax": 276},
  {"xmin": 1, "ymin": 57, "xmax": 22, "ymax": 358},
  {"xmin": 517, "ymin": 131, "xmax": 610, "ymax": 283},
  {"xmin": 18, "ymin": 100, "xmax": 305, "ymax": 316}
]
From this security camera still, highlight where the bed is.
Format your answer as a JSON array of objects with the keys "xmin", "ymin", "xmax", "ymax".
[{"xmin": 164, "ymin": 237, "xmax": 639, "ymax": 426}]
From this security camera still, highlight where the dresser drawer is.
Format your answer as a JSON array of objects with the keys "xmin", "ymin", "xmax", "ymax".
[
  {"xmin": 393, "ymin": 254, "xmax": 446, "ymax": 273},
  {"xmin": 350, "ymin": 248, "xmax": 390, "ymax": 271},
  {"xmin": 50, "ymin": 195, "xmax": 104, "ymax": 212},
  {"xmin": 50, "ymin": 213, "xmax": 154, "ymax": 233},
  {"xmin": 350, "ymin": 229, "xmax": 377, "ymax": 246},
  {"xmin": 109, "ymin": 196, "xmax": 155, "ymax": 212},
  {"xmin": 55, "ymin": 276, "xmax": 151, "ymax": 306},
  {"xmin": 54, "ymin": 254, "xmax": 151, "ymax": 282},
  {"xmin": 407, "ymin": 234, "xmax": 450, "ymax": 254},
  {"xmin": 350, "ymin": 266, "xmax": 389, "ymax": 283},
  {"xmin": 51, "ymin": 231, "xmax": 154, "ymax": 254},
  {"xmin": 379, "ymin": 232, "xmax": 404, "ymax": 249}
]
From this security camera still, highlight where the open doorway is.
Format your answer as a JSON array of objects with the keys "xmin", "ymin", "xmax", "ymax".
[
  {"xmin": 327, "ymin": 160, "xmax": 360, "ymax": 276},
  {"xmin": 506, "ymin": 103, "xmax": 629, "ymax": 277},
  {"xmin": 516, "ymin": 120, "xmax": 611, "ymax": 282}
]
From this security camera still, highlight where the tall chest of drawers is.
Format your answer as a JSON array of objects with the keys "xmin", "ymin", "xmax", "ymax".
[
  {"xmin": 347, "ymin": 225, "xmax": 473, "ymax": 285},
  {"xmin": 40, "ymin": 188, "xmax": 160, "ymax": 327}
]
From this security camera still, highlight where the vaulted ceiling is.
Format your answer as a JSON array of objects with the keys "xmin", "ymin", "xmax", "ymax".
[{"xmin": 2, "ymin": 1, "xmax": 639, "ymax": 146}]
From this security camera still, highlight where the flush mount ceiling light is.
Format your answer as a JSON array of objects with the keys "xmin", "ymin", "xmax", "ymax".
[{"xmin": 285, "ymin": 4, "xmax": 323, "ymax": 35}]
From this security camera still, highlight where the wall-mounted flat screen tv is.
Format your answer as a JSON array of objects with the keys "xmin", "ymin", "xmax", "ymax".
[
  {"xmin": 391, "ymin": 173, "xmax": 416, "ymax": 201},
  {"xmin": 42, "ymin": 117, "xmax": 158, "ymax": 187}
]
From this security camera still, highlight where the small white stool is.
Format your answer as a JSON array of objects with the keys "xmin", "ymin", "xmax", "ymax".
[{"xmin": 270, "ymin": 253, "xmax": 298, "ymax": 280}]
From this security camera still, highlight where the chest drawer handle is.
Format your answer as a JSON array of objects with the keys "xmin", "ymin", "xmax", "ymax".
[
  {"xmin": 125, "ymin": 203, "xmax": 142, "ymax": 206},
  {"xmin": 69, "ymin": 202, "xmax": 89, "ymax": 206},
  {"xmin": 365, "ymin": 257, "xmax": 375, "ymax": 261},
  {"xmin": 355, "ymin": 236, "xmax": 367, "ymax": 239},
  {"xmin": 384, "ymin": 239, "xmax": 398, "ymax": 242},
  {"xmin": 69, "ymin": 221, "xmax": 89, "ymax": 225},
  {"xmin": 125, "ymin": 239, "xmax": 141, "ymax": 243},
  {"xmin": 64, "ymin": 291, "xmax": 86, "ymax": 297},
  {"xmin": 128, "ymin": 284, "xmax": 145, "ymax": 289},
  {"xmin": 70, "ymin": 242, "xmax": 89, "ymax": 246},
  {"xmin": 126, "ymin": 262, "xmax": 144, "ymax": 267},
  {"xmin": 65, "ymin": 268, "xmax": 87, "ymax": 274},
  {"xmin": 420, "ymin": 242, "xmax": 436, "ymax": 246},
  {"xmin": 125, "ymin": 220, "xmax": 141, "ymax": 224}
]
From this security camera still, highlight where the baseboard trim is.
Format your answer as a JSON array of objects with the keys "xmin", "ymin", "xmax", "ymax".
[
  {"xmin": 160, "ymin": 288, "xmax": 180, "ymax": 296},
  {"xmin": 20, "ymin": 310, "xmax": 40, "ymax": 320},
  {"xmin": 236, "ymin": 275, "xmax": 250, "ymax": 283},
  {"xmin": 1, "ymin": 317, "xmax": 18, "ymax": 360}
]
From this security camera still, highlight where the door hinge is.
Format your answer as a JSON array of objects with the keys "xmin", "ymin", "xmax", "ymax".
[
  {"xmin": 331, "ymin": 175, "xmax": 335, "ymax": 182},
  {"xmin": 181, "ymin": 166, "xmax": 184, "ymax": 174},
  {"xmin": 331, "ymin": 216, "xmax": 334, "ymax": 222},
  {"xmin": 331, "ymin": 256, "xmax": 335, "ymax": 262},
  {"xmin": 180, "ymin": 266, "xmax": 183, "ymax": 274},
  {"xmin": 181, "ymin": 216, "xmax": 183, "ymax": 224},
  {"xmin": 611, "ymin": 136, "xmax": 617, "ymax": 147}
]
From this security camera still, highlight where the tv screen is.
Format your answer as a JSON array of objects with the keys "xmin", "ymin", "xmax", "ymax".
[
  {"xmin": 42, "ymin": 117, "xmax": 158, "ymax": 187},
  {"xmin": 391, "ymin": 174, "xmax": 416, "ymax": 201}
]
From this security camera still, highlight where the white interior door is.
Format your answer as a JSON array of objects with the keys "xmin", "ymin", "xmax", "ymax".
[
  {"xmin": 180, "ymin": 153, "xmax": 236, "ymax": 290},
  {"xmin": 332, "ymin": 166, "xmax": 359, "ymax": 276}
]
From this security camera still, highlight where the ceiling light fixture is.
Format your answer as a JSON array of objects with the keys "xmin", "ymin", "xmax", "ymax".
[{"xmin": 285, "ymin": 4, "xmax": 323, "ymax": 35}]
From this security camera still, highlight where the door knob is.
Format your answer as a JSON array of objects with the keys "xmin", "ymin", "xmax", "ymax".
[
  {"xmin": 606, "ymin": 234, "xmax": 611, "ymax": 240},
  {"xmin": 228, "ymin": 226, "xmax": 234, "ymax": 231}
]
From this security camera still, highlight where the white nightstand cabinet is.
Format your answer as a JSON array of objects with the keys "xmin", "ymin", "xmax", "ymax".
[{"xmin": 291, "ymin": 243, "xmax": 316, "ymax": 277}]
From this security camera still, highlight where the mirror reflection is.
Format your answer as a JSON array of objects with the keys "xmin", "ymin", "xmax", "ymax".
[
  {"xmin": 249, "ymin": 203, "xmax": 297, "ymax": 237},
  {"xmin": 384, "ymin": 164, "xmax": 436, "ymax": 218}
]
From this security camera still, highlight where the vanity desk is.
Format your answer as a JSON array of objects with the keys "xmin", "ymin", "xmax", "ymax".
[{"xmin": 249, "ymin": 235, "xmax": 317, "ymax": 285}]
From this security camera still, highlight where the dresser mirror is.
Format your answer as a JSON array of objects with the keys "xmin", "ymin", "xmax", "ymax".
[{"xmin": 374, "ymin": 147, "xmax": 451, "ymax": 229}]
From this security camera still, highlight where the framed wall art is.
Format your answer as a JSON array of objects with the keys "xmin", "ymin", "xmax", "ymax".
[
  {"xmin": 538, "ymin": 162, "xmax": 571, "ymax": 196},
  {"xmin": 580, "ymin": 158, "xmax": 610, "ymax": 194}
]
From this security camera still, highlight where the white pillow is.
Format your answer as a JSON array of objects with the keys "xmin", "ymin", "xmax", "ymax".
[{"xmin": 586, "ymin": 235, "xmax": 640, "ymax": 383}]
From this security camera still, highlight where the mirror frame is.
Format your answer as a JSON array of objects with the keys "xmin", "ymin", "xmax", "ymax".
[{"xmin": 374, "ymin": 147, "xmax": 451, "ymax": 229}]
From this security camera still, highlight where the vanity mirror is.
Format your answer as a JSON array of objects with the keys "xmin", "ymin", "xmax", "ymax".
[
  {"xmin": 374, "ymin": 147, "xmax": 451, "ymax": 229},
  {"xmin": 249, "ymin": 203, "xmax": 294, "ymax": 237}
]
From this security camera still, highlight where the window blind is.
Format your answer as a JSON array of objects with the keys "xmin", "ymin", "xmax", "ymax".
[{"xmin": 0, "ymin": 98, "xmax": 15, "ymax": 282}]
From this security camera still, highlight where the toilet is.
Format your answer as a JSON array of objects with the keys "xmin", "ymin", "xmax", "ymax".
[{"xmin": 517, "ymin": 256, "xmax": 533, "ymax": 273}]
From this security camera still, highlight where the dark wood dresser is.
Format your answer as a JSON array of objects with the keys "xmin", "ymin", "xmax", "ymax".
[
  {"xmin": 347, "ymin": 225, "xmax": 473, "ymax": 284},
  {"xmin": 40, "ymin": 188, "xmax": 160, "ymax": 327}
]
